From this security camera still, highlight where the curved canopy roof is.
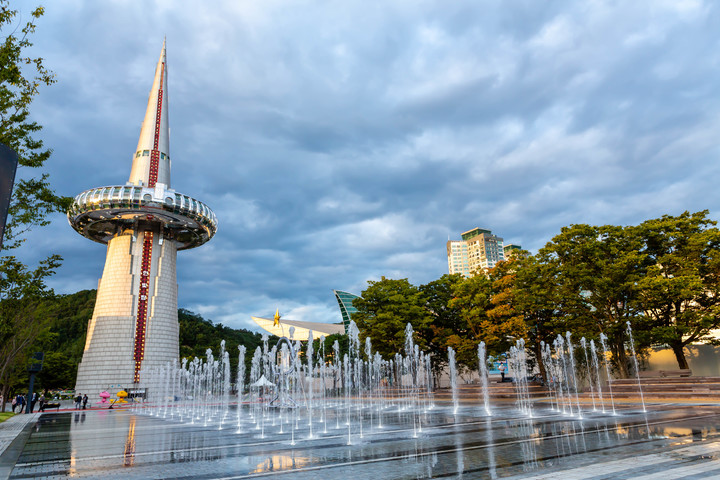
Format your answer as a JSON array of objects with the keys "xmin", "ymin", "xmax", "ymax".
[{"xmin": 251, "ymin": 316, "xmax": 344, "ymax": 340}]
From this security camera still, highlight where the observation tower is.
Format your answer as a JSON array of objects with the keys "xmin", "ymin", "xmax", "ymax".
[{"xmin": 68, "ymin": 43, "xmax": 217, "ymax": 394}]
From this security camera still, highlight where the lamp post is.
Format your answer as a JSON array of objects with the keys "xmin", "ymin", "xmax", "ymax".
[{"xmin": 26, "ymin": 352, "xmax": 43, "ymax": 414}]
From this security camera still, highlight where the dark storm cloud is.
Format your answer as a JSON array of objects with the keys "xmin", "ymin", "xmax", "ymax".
[{"xmin": 13, "ymin": 0, "xmax": 720, "ymax": 330}]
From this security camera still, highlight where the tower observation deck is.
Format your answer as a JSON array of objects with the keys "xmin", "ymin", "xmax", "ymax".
[{"xmin": 68, "ymin": 42, "xmax": 217, "ymax": 394}]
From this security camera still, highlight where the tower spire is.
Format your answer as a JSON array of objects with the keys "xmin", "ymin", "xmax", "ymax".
[
  {"xmin": 68, "ymin": 42, "xmax": 217, "ymax": 394},
  {"xmin": 129, "ymin": 40, "xmax": 170, "ymax": 188}
]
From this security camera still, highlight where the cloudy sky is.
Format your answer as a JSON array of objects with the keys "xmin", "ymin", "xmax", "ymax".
[{"xmin": 12, "ymin": 0, "xmax": 720, "ymax": 330}]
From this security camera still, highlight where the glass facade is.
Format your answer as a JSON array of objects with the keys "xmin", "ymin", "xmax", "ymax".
[{"xmin": 333, "ymin": 290, "xmax": 360, "ymax": 334}]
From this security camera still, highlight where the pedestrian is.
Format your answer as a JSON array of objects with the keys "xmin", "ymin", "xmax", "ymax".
[
  {"xmin": 74, "ymin": 394, "xmax": 82, "ymax": 410},
  {"xmin": 499, "ymin": 362, "xmax": 506, "ymax": 382},
  {"xmin": 11, "ymin": 395, "xmax": 17, "ymax": 413},
  {"xmin": 39, "ymin": 393, "xmax": 46, "ymax": 412},
  {"xmin": 82, "ymin": 394, "xmax": 88, "ymax": 410},
  {"xmin": 19, "ymin": 394, "xmax": 26, "ymax": 413},
  {"xmin": 30, "ymin": 392, "xmax": 37, "ymax": 412}
]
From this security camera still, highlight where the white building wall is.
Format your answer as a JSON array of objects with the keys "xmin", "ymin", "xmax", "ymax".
[
  {"xmin": 141, "ymin": 238, "xmax": 179, "ymax": 374},
  {"xmin": 75, "ymin": 229, "xmax": 179, "ymax": 396}
]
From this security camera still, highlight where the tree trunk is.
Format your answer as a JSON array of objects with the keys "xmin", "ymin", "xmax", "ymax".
[
  {"xmin": 533, "ymin": 341, "xmax": 547, "ymax": 382},
  {"xmin": 671, "ymin": 343, "xmax": 689, "ymax": 370},
  {"xmin": 611, "ymin": 343, "xmax": 630, "ymax": 379},
  {"xmin": 0, "ymin": 384, "xmax": 7, "ymax": 413}
]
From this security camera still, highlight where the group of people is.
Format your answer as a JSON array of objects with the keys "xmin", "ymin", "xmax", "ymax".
[
  {"xmin": 74, "ymin": 393, "xmax": 89, "ymax": 410},
  {"xmin": 6, "ymin": 392, "xmax": 90, "ymax": 412},
  {"xmin": 10, "ymin": 392, "xmax": 47, "ymax": 413}
]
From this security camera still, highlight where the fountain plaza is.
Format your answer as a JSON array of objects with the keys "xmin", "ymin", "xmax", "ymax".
[{"xmin": 2, "ymin": 323, "xmax": 720, "ymax": 479}]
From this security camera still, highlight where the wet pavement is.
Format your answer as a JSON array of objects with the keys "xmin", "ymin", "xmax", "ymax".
[{"xmin": 5, "ymin": 403, "xmax": 720, "ymax": 479}]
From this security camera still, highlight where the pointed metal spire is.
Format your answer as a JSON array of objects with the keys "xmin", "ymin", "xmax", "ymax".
[{"xmin": 129, "ymin": 40, "xmax": 171, "ymax": 188}]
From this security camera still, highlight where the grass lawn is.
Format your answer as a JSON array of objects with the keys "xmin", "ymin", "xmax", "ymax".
[{"xmin": 0, "ymin": 412, "xmax": 15, "ymax": 423}]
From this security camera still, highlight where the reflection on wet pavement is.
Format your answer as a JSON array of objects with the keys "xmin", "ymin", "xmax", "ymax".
[{"xmin": 9, "ymin": 403, "xmax": 720, "ymax": 479}]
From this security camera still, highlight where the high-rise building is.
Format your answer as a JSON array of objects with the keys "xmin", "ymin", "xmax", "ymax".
[
  {"xmin": 446, "ymin": 240, "xmax": 470, "ymax": 276},
  {"xmin": 503, "ymin": 244, "xmax": 522, "ymax": 259},
  {"xmin": 67, "ymin": 43, "xmax": 217, "ymax": 394},
  {"xmin": 447, "ymin": 228, "xmax": 510, "ymax": 276}
]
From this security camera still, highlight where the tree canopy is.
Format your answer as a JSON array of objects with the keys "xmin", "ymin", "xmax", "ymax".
[
  {"xmin": 352, "ymin": 277, "xmax": 431, "ymax": 359},
  {"xmin": 349, "ymin": 211, "xmax": 720, "ymax": 377}
]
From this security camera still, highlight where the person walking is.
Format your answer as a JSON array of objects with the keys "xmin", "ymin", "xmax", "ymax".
[
  {"xmin": 74, "ymin": 394, "xmax": 82, "ymax": 410},
  {"xmin": 19, "ymin": 394, "xmax": 26, "ymax": 413},
  {"xmin": 39, "ymin": 393, "xmax": 46, "ymax": 412},
  {"xmin": 82, "ymin": 394, "xmax": 88, "ymax": 410},
  {"xmin": 11, "ymin": 395, "xmax": 17, "ymax": 413},
  {"xmin": 499, "ymin": 362, "xmax": 506, "ymax": 382},
  {"xmin": 30, "ymin": 392, "xmax": 38, "ymax": 413}
]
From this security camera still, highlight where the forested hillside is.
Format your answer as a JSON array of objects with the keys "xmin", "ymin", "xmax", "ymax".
[{"xmin": 4, "ymin": 290, "xmax": 268, "ymax": 393}]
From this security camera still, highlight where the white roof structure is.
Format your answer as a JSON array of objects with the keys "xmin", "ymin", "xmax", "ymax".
[{"xmin": 251, "ymin": 316, "xmax": 345, "ymax": 340}]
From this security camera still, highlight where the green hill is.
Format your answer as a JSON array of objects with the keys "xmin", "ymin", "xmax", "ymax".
[{"xmin": 7, "ymin": 290, "xmax": 268, "ymax": 393}]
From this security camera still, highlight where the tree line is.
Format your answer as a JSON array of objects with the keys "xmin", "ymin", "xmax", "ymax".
[{"xmin": 352, "ymin": 211, "xmax": 720, "ymax": 380}]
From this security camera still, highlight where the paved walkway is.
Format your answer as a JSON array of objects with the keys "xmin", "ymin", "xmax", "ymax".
[
  {"xmin": 6, "ymin": 405, "xmax": 720, "ymax": 478},
  {"xmin": 505, "ymin": 440, "xmax": 720, "ymax": 479},
  {"xmin": 0, "ymin": 413, "xmax": 40, "ymax": 480},
  {"xmin": 0, "ymin": 414, "xmax": 39, "ymax": 457}
]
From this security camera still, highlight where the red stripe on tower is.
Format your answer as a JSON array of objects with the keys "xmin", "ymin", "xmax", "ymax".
[
  {"xmin": 133, "ymin": 231, "xmax": 154, "ymax": 382},
  {"xmin": 148, "ymin": 60, "xmax": 165, "ymax": 187}
]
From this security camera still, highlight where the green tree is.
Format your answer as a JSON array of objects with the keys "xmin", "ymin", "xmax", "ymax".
[
  {"xmin": 418, "ymin": 274, "xmax": 464, "ymax": 375},
  {"xmin": 1, "ymin": 3, "xmax": 68, "ymax": 246},
  {"xmin": 540, "ymin": 224, "xmax": 647, "ymax": 378},
  {"xmin": 0, "ymin": 2, "xmax": 69, "ymax": 411},
  {"xmin": 0, "ymin": 255, "xmax": 60, "ymax": 407},
  {"xmin": 511, "ymin": 252, "xmax": 563, "ymax": 381},
  {"xmin": 352, "ymin": 277, "xmax": 431, "ymax": 359},
  {"xmin": 636, "ymin": 211, "xmax": 720, "ymax": 369}
]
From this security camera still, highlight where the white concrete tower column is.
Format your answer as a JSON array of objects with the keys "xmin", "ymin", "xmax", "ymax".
[{"xmin": 70, "ymin": 42, "xmax": 216, "ymax": 396}]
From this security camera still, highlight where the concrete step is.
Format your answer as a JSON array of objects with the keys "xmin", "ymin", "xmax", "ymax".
[
  {"xmin": 590, "ymin": 376, "xmax": 720, "ymax": 399},
  {"xmin": 607, "ymin": 391, "xmax": 720, "ymax": 398},
  {"xmin": 610, "ymin": 385, "xmax": 720, "ymax": 392},
  {"xmin": 612, "ymin": 377, "xmax": 720, "ymax": 385},
  {"xmin": 434, "ymin": 387, "xmax": 549, "ymax": 399}
]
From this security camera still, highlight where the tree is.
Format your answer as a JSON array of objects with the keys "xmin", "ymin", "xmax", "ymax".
[
  {"xmin": 448, "ymin": 271, "xmax": 526, "ymax": 368},
  {"xmin": 0, "ymin": 255, "xmax": 60, "ymax": 407},
  {"xmin": 510, "ymin": 253, "xmax": 563, "ymax": 381},
  {"xmin": 540, "ymin": 224, "xmax": 647, "ymax": 378},
  {"xmin": 1, "ymin": 3, "xmax": 68, "ymax": 246},
  {"xmin": 636, "ymin": 211, "xmax": 720, "ymax": 369},
  {"xmin": 352, "ymin": 277, "xmax": 431, "ymax": 359},
  {"xmin": 0, "ymin": 3, "xmax": 70, "ymax": 410},
  {"xmin": 418, "ymin": 274, "xmax": 464, "ymax": 376}
]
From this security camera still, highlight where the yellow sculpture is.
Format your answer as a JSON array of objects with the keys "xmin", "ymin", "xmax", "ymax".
[{"xmin": 273, "ymin": 308, "xmax": 281, "ymax": 326}]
